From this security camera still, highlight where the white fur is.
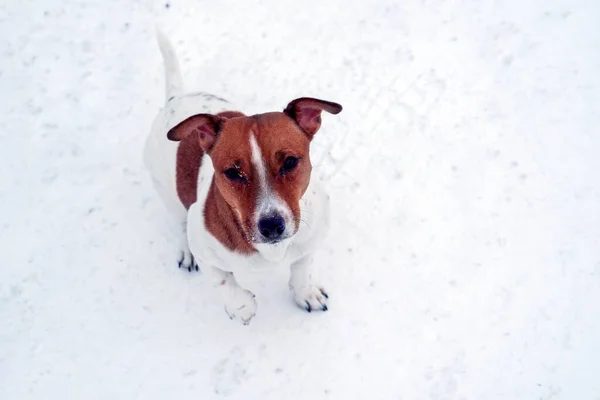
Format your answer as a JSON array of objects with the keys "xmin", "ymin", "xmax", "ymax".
[
  {"xmin": 144, "ymin": 30, "xmax": 331, "ymax": 324},
  {"xmin": 249, "ymin": 134, "xmax": 267, "ymax": 193}
]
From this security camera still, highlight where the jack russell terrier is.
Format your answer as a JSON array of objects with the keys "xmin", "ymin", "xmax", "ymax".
[{"xmin": 144, "ymin": 30, "xmax": 342, "ymax": 324}]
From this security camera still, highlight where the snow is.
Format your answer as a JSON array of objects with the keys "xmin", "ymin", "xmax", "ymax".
[{"xmin": 1, "ymin": 0, "xmax": 600, "ymax": 398}]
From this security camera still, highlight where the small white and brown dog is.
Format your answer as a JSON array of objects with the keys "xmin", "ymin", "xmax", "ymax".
[{"xmin": 144, "ymin": 31, "xmax": 342, "ymax": 324}]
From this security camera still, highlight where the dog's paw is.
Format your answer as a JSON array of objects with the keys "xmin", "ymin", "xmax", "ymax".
[
  {"xmin": 178, "ymin": 249, "xmax": 199, "ymax": 272},
  {"xmin": 223, "ymin": 288, "xmax": 257, "ymax": 325},
  {"xmin": 292, "ymin": 285, "xmax": 329, "ymax": 312}
]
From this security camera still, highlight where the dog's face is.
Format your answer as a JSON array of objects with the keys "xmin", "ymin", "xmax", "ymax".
[
  {"xmin": 168, "ymin": 97, "xmax": 342, "ymax": 245},
  {"xmin": 208, "ymin": 114, "xmax": 312, "ymax": 244}
]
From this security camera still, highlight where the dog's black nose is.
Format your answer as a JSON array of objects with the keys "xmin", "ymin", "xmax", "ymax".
[{"xmin": 258, "ymin": 216, "xmax": 286, "ymax": 241}]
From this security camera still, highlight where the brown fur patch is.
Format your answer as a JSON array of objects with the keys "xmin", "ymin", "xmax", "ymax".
[
  {"xmin": 175, "ymin": 109, "xmax": 255, "ymax": 254},
  {"xmin": 175, "ymin": 133, "xmax": 203, "ymax": 210},
  {"xmin": 175, "ymin": 110, "xmax": 246, "ymax": 210},
  {"xmin": 204, "ymin": 178, "xmax": 256, "ymax": 254}
]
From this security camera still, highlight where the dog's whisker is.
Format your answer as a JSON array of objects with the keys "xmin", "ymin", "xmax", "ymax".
[
  {"xmin": 312, "ymin": 164, "xmax": 335, "ymax": 168},
  {"xmin": 300, "ymin": 218, "xmax": 311, "ymax": 228}
]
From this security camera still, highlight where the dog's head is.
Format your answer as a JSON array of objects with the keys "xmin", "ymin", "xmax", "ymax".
[{"xmin": 167, "ymin": 97, "xmax": 342, "ymax": 245}]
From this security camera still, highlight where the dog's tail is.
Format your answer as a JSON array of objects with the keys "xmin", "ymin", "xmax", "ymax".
[{"xmin": 156, "ymin": 27, "xmax": 184, "ymax": 101}]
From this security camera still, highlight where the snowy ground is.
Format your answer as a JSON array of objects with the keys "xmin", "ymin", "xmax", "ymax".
[{"xmin": 2, "ymin": 0, "xmax": 600, "ymax": 398}]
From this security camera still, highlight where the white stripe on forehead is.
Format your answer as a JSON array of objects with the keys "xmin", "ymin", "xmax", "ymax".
[
  {"xmin": 249, "ymin": 133, "xmax": 268, "ymax": 195},
  {"xmin": 249, "ymin": 132, "xmax": 295, "ymax": 239}
]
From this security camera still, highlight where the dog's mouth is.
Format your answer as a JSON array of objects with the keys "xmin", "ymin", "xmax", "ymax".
[
  {"xmin": 257, "ymin": 234, "xmax": 292, "ymax": 245},
  {"xmin": 250, "ymin": 229, "xmax": 296, "ymax": 246},
  {"xmin": 253, "ymin": 235, "xmax": 294, "ymax": 262},
  {"xmin": 259, "ymin": 237, "xmax": 283, "ymax": 245}
]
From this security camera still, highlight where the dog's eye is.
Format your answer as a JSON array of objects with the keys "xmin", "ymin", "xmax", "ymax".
[
  {"xmin": 280, "ymin": 156, "xmax": 299, "ymax": 175},
  {"xmin": 224, "ymin": 168, "xmax": 246, "ymax": 182}
]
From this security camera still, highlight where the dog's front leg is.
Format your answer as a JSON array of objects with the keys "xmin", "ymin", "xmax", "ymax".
[
  {"xmin": 187, "ymin": 202, "xmax": 257, "ymax": 324},
  {"xmin": 206, "ymin": 266, "xmax": 257, "ymax": 325},
  {"xmin": 289, "ymin": 255, "xmax": 329, "ymax": 312},
  {"xmin": 177, "ymin": 220, "xmax": 197, "ymax": 272}
]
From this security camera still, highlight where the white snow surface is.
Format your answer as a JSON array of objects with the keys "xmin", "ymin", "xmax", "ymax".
[{"xmin": 1, "ymin": 0, "xmax": 600, "ymax": 399}]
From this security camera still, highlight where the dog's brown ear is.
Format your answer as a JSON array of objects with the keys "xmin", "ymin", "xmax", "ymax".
[
  {"xmin": 167, "ymin": 114, "xmax": 222, "ymax": 151},
  {"xmin": 284, "ymin": 97, "xmax": 343, "ymax": 139}
]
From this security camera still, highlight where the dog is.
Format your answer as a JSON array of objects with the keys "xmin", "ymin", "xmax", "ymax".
[{"xmin": 144, "ymin": 30, "xmax": 342, "ymax": 324}]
